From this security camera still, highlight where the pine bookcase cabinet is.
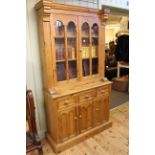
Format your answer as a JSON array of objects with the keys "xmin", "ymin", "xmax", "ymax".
[{"xmin": 35, "ymin": 0, "xmax": 112, "ymax": 153}]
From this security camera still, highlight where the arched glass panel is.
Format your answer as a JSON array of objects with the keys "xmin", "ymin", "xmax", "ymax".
[
  {"xmin": 91, "ymin": 23, "xmax": 99, "ymax": 75},
  {"xmin": 67, "ymin": 21, "xmax": 77, "ymax": 79},
  {"xmin": 55, "ymin": 21, "xmax": 66, "ymax": 81},
  {"xmin": 81, "ymin": 22, "xmax": 90, "ymax": 76}
]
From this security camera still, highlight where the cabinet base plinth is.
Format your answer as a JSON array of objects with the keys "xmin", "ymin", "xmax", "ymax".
[{"xmin": 46, "ymin": 121, "xmax": 112, "ymax": 153}]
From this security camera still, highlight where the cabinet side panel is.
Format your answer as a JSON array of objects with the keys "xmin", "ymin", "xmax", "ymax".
[
  {"xmin": 37, "ymin": 9, "xmax": 54, "ymax": 89},
  {"xmin": 44, "ymin": 93, "xmax": 57, "ymax": 142},
  {"xmin": 98, "ymin": 24, "xmax": 105, "ymax": 78}
]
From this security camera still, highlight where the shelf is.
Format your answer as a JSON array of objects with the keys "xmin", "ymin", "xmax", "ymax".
[
  {"xmin": 55, "ymin": 37, "xmax": 65, "ymax": 39},
  {"xmin": 92, "ymin": 36, "xmax": 98, "ymax": 38},
  {"xmin": 68, "ymin": 59, "xmax": 76, "ymax": 61},
  {"xmin": 82, "ymin": 57, "xmax": 90, "ymax": 60},
  {"xmin": 56, "ymin": 60, "xmax": 66, "ymax": 63},
  {"xmin": 67, "ymin": 36, "xmax": 76, "ymax": 39},
  {"xmin": 92, "ymin": 56, "xmax": 98, "ymax": 59}
]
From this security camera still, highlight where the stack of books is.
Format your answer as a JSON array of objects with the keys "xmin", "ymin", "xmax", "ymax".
[
  {"xmin": 68, "ymin": 48, "xmax": 76, "ymax": 59},
  {"xmin": 92, "ymin": 46, "xmax": 97, "ymax": 58},
  {"xmin": 56, "ymin": 49, "xmax": 65, "ymax": 60},
  {"xmin": 82, "ymin": 47, "xmax": 90, "ymax": 58}
]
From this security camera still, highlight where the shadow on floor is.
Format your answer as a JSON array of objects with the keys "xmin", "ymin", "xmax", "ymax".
[{"xmin": 110, "ymin": 89, "xmax": 129, "ymax": 109}]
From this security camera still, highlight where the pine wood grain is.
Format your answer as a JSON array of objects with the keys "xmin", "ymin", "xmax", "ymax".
[{"xmin": 27, "ymin": 102, "xmax": 129, "ymax": 155}]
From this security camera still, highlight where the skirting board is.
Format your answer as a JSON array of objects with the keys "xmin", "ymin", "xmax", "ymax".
[{"xmin": 46, "ymin": 121, "xmax": 112, "ymax": 153}]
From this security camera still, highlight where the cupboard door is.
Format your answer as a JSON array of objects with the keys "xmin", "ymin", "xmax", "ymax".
[
  {"xmin": 78, "ymin": 100, "xmax": 94, "ymax": 133},
  {"xmin": 93, "ymin": 94, "xmax": 110, "ymax": 126},
  {"xmin": 79, "ymin": 16, "xmax": 101, "ymax": 78},
  {"xmin": 57, "ymin": 107, "xmax": 78, "ymax": 142}
]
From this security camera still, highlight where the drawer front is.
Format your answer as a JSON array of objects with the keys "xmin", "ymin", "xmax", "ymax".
[
  {"xmin": 97, "ymin": 86, "xmax": 109, "ymax": 96},
  {"xmin": 55, "ymin": 96, "xmax": 76, "ymax": 110},
  {"xmin": 79, "ymin": 90, "xmax": 96, "ymax": 102}
]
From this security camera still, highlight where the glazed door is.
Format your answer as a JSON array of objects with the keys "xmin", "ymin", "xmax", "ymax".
[
  {"xmin": 93, "ymin": 94, "xmax": 110, "ymax": 126},
  {"xmin": 57, "ymin": 107, "xmax": 78, "ymax": 142},
  {"xmin": 52, "ymin": 14, "xmax": 78, "ymax": 83},
  {"xmin": 79, "ymin": 16, "xmax": 100, "ymax": 79},
  {"xmin": 78, "ymin": 100, "xmax": 94, "ymax": 133}
]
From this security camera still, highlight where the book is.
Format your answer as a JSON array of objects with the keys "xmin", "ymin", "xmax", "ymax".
[
  {"xmin": 82, "ymin": 47, "xmax": 85, "ymax": 58},
  {"xmin": 85, "ymin": 47, "xmax": 89, "ymax": 58},
  {"xmin": 72, "ymin": 48, "xmax": 75, "ymax": 59},
  {"xmin": 68, "ymin": 48, "xmax": 72, "ymax": 59}
]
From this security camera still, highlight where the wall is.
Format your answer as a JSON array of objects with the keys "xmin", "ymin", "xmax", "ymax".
[
  {"xmin": 105, "ymin": 24, "xmax": 120, "ymax": 44},
  {"xmin": 99, "ymin": 0, "xmax": 129, "ymax": 10},
  {"xmin": 26, "ymin": 0, "xmax": 46, "ymax": 138},
  {"xmin": 53, "ymin": 0, "xmax": 98, "ymax": 8},
  {"xmin": 105, "ymin": 16, "xmax": 129, "ymax": 45}
]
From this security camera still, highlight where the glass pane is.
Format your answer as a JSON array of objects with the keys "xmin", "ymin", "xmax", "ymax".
[
  {"xmin": 56, "ymin": 62, "xmax": 66, "ymax": 81},
  {"xmin": 92, "ymin": 58, "xmax": 98, "ymax": 74},
  {"xmin": 67, "ymin": 22, "xmax": 77, "ymax": 79},
  {"xmin": 92, "ymin": 23, "xmax": 98, "ymax": 74},
  {"xmin": 69, "ymin": 61, "xmax": 77, "ymax": 79},
  {"xmin": 82, "ymin": 59, "xmax": 90, "ymax": 76},
  {"xmin": 55, "ymin": 21, "xmax": 66, "ymax": 81},
  {"xmin": 81, "ymin": 22, "xmax": 90, "ymax": 59},
  {"xmin": 81, "ymin": 22, "xmax": 90, "ymax": 76},
  {"xmin": 55, "ymin": 21, "xmax": 65, "ymax": 61}
]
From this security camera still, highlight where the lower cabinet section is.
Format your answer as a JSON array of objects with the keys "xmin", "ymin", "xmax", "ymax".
[{"xmin": 45, "ymin": 83, "xmax": 112, "ymax": 153}]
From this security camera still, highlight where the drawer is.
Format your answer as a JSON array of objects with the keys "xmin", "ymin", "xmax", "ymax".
[
  {"xmin": 97, "ymin": 86, "xmax": 109, "ymax": 96},
  {"xmin": 56, "ymin": 96, "xmax": 76, "ymax": 110},
  {"xmin": 79, "ymin": 90, "xmax": 96, "ymax": 102}
]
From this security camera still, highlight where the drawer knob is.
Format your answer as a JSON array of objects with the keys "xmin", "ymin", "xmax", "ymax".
[
  {"xmin": 79, "ymin": 115, "xmax": 82, "ymax": 118},
  {"xmin": 95, "ymin": 108, "xmax": 100, "ymax": 111},
  {"xmin": 101, "ymin": 90, "xmax": 105, "ymax": 93},
  {"xmin": 85, "ymin": 95, "xmax": 89, "ymax": 98},
  {"xmin": 64, "ymin": 102, "xmax": 69, "ymax": 106},
  {"xmin": 74, "ymin": 116, "xmax": 78, "ymax": 120}
]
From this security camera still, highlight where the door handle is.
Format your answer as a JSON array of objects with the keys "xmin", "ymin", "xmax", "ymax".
[
  {"xmin": 74, "ymin": 116, "xmax": 78, "ymax": 120},
  {"xmin": 95, "ymin": 108, "xmax": 100, "ymax": 111},
  {"xmin": 79, "ymin": 115, "xmax": 82, "ymax": 118}
]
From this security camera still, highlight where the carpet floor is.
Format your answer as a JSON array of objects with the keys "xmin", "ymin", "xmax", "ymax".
[{"xmin": 110, "ymin": 89, "xmax": 129, "ymax": 109}]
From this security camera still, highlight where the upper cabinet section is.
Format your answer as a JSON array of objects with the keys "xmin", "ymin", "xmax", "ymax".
[{"xmin": 35, "ymin": 0, "xmax": 110, "ymax": 88}]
